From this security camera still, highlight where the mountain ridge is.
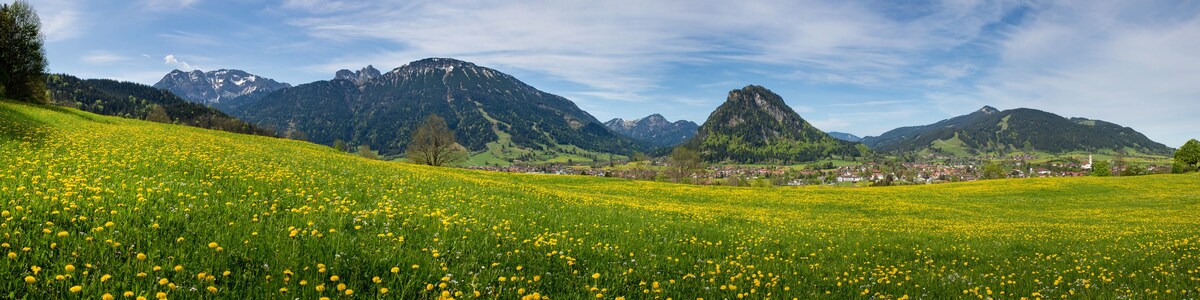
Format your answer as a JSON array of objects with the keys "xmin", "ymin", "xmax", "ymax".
[
  {"xmin": 861, "ymin": 106, "xmax": 1172, "ymax": 155},
  {"xmin": 225, "ymin": 57, "xmax": 644, "ymax": 161}
]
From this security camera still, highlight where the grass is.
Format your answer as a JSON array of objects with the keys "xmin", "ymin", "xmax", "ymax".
[
  {"xmin": 2, "ymin": 99, "xmax": 1200, "ymax": 299},
  {"xmin": 464, "ymin": 104, "xmax": 625, "ymax": 167},
  {"xmin": 928, "ymin": 133, "xmax": 972, "ymax": 157}
]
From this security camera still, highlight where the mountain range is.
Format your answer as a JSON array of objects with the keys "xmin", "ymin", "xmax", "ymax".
[
  {"xmin": 682, "ymin": 85, "xmax": 864, "ymax": 164},
  {"xmin": 144, "ymin": 58, "xmax": 1174, "ymax": 164},
  {"xmin": 212, "ymin": 58, "xmax": 643, "ymax": 160},
  {"xmin": 604, "ymin": 114, "xmax": 698, "ymax": 147},
  {"xmin": 153, "ymin": 69, "xmax": 291, "ymax": 107},
  {"xmin": 861, "ymin": 106, "xmax": 1173, "ymax": 156},
  {"xmin": 827, "ymin": 131, "xmax": 862, "ymax": 142}
]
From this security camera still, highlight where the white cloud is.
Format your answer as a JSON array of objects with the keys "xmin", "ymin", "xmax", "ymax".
[{"xmin": 163, "ymin": 54, "xmax": 196, "ymax": 70}]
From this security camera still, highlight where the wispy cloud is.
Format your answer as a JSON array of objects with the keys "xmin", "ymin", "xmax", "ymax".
[
  {"xmin": 159, "ymin": 31, "xmax": 221, "ymax": 46},
  {"xmin": 945, "ymin": 1, "xmax": 1200, "ymax": 146},
  {"xmin": 825, "ymin": 100, "xmax": 917, "ymax": 108},
  {"xmin": 282, "ymin": 1, "xmax": 1018, "ymax": 98},
  {"xmin": 81, "ymin": 51, "xmax": 129, "ymax": 64},
  {"xmin": 141, "ymin": 0, "xmax": 199, "ymax": 11},
  {"xmin": 30, "ymin": 0, "xmax": 86, "ymax": 42}
]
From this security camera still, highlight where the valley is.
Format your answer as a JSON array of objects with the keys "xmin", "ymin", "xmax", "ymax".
[
  {"xmin": 5, "ymin": 1, "xmax": 1200, "ymax": 298},
  {"xmin": 3, "ymin": 100, "xmax": 1199, "ymax": 299}
]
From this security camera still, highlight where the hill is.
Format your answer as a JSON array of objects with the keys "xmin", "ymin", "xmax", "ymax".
[
  {"xmin": 861, "ymin": 106, "xmax": 1173, "ymax": 156},
  {"xmin": 45, "ymin": 74, "xmax": 270, "ymax": 135},
  {"xmin": 682, "ymin": 85, "xmax": 863, "ymax": 163},
  {"xmin": 827, "ymin": 131, "xmax": 862, "ymax": 142},
  {"xmin": 153, "ymin": 69, "xmax": 291, "ymax": 107},
  {"xmin": 226, "ymin": 58, "xmax": 643, "ymax": 163},
  {"xmin": 3, "ymin": 99, "xmax": 1199, "ymax": 299},
  {"xmin": 603, "ymin": 114, "xmax": 698, "ymax": 147}
]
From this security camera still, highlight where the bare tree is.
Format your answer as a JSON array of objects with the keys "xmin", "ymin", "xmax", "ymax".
[
  {"xmin": 406, "ymin": 114, "xmax": 466, "ymax": 167},
  {"xmin": 667, "ymin": 147, "xmax": 704, "ymax": 183}
]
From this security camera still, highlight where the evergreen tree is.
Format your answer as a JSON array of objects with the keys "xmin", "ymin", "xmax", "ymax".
[{"xmin": 0, "ymin": 1, "xmax": 48, "ymax": 103}]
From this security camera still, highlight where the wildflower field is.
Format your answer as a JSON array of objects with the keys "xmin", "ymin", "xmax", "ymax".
[{"xmin": 2, "ymin": 99, "xmax": 1199, "ymax": 299}]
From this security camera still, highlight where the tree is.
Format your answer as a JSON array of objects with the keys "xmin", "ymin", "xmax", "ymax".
[
  {"xmin": 981, "ymin": 161, "xmax": 1006, "ymax": 180},
  {"xmin": 332, "ymin": 139, "xmax": 348, "ymax": 152},
  {"xmin": 355, "ymin": 145, "xmax": 380, "ymax": 160},
  {"xmin": 1174, "ymin": 139, "xmax": 1200, "ymax": 173},
  {"xmin": 1091, "ymin": 160, "xmax": 1111, "ymax": 177},
  {"xmin": 0, "ymin": 1, "xmax": 48, "ymax": 103},
  {"xmin": 666, "ymin": 147, "xmax": 704, "ymax": 183},
  {"xmin": 406, "ymin": 114, "xmax": 466, "ymax": 167},
  {"xmin": 1113, "ymin": 151, "xmax": 1126, "ymax": 176},
  {"xmin": 145, "ymin": 105, "xmax": 170, "ymax": 123}
]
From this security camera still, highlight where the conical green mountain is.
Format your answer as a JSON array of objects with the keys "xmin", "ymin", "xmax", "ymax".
[{"xmin": 682, "ymin": 85, "xmax": 862, "ymax": 163}]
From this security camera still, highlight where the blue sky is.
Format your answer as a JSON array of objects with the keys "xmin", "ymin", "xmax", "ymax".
[{"xmin": 31, "ymin": 0, "xmax": 1200, "ymax": 147}]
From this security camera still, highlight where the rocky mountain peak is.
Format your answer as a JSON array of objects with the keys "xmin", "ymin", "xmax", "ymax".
[
  {"xmin": 334, "ymin": 65, "xmax": 382, "ymax": 86},
  {"xmin": 153, "ymin": 69, "xmax": 290, "ymax": 105}
]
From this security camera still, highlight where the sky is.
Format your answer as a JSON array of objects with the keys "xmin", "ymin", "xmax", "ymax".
[{"xmin": 30, "ymin": 0, "xmax": 1200, "ymax": 147}]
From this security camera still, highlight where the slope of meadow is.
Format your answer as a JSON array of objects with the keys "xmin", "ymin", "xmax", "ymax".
[{"xmin": 2, "ymin": 100, "xmax": 1199, "ymax": 299}]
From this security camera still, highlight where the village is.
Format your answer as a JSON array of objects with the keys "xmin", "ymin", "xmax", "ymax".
[{"xmin": 467, "ymin": 154, "xmax": 1173, "ymax": 187}]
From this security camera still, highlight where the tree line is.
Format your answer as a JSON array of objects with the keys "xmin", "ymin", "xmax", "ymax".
[{"xmin": 0, "ymin": 1, "xmax": 47, "ymax": 104}]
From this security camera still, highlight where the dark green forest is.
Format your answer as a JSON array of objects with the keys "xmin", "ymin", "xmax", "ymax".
[{"xmin": 46, "ymin": 74, "xmax": 272, "ymax": 136}]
